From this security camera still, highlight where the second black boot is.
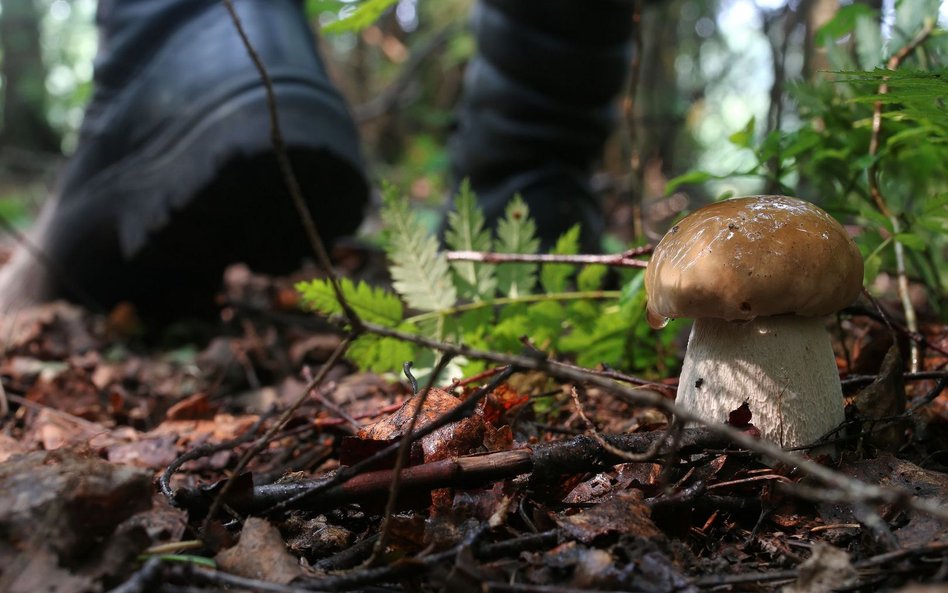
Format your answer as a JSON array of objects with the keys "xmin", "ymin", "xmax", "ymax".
[{"xmin": 449, "ymin": 0, "xmax": 635, "ymax": 253}]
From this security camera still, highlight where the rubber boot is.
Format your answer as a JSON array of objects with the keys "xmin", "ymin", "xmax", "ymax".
[
  {"xmin": 0, "ymin": 0, "xmax": 367, "ymax": 317},
  {"xmin": 449, "ymin": 0, "xmax": 635, "ymax": 252}
]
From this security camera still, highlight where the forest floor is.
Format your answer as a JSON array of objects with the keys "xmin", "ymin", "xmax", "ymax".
[{"xmin": 0, "ymin": 256, "xmax": 946, "ymax": 593}]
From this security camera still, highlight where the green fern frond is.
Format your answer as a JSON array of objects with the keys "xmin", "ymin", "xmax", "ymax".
[
  {"xmin": 296, "ymin": 277, "xmax": 403, "ymax": 326},
  {"xmin": 540, "ymin": 225, "xmax": 580, "ymax": 294},
  {"xmin": 495, "ymin": 195, "xmax": 540, "ymax": 298},
  {"xmin": 380, "ymin": 185, "xmax": 458, "ymax": 312},
  {"xmin": 577, "ymin": 264, "xmax": 609, "ymax": 291},
  {"xmin": 445, "ymin": 180, "xmax": 496, "ymax": 301},
  {"xmin": 348, "ymin": 327, "xmax": 419, "ymax": 373}
]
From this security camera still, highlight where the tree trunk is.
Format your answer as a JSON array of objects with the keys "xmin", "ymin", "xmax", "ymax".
[{"xmin": 0, "ymin": 0, "xmax": 60, "ymax": 152}]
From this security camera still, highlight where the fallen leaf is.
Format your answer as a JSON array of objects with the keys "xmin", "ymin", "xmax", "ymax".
[
  {"xmin": 555, "ymin": 492, "xmax": 661, "ymax": 543},
  {"xmin": 854, "ymin": 344, "xmax": 907, "ymax": 451},
  {"xmin": 215, "ymin": 517, "xmax": 302, "ymax": 585},
  {"xmin": 782, "ymin": 542, "xmax": 856, "ymax": 593}
]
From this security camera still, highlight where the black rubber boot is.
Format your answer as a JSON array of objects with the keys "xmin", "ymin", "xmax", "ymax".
[
  {"xmin": 0, "ymin": 0, "xmax": 367, "ymax": 316},
  {"xmin": 449, "ymin": 0, "xmax": 635, "ymax": 252}
]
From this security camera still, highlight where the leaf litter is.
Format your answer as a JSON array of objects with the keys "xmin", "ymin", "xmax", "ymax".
[{"xmin": 0, "ymin": 266, "xmax": 945, "ymax": 592}]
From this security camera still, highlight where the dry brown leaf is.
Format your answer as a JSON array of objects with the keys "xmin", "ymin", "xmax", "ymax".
[
  {"xmin": 555, "ymin": 492, "xmax": 661, "ymax": 543},
  {"xmin": 782, "ymin": 542, "xmax": 856, "ymax": 593},
  {"xmin": 216, "ymin": 517, "xmax": 302, "ymax": 585}
]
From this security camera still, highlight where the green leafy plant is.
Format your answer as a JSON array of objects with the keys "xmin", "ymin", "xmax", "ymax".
[{"xmin": 297, "ymin": 184, "xmax": 679, "ymax": 377}]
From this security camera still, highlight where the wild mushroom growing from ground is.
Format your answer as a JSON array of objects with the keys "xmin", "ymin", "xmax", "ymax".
[{"xmin": 645, "ymin": 196, "xmax": 864, "ymax": 449}]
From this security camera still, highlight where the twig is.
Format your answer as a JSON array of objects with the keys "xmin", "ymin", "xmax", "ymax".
[
  {"xmin": 2, "ymin": 392, "xmax": 106, "ymax": 433},
  {"xmin": 444, "ymin": 247, "xmax": 651, "ymax": 268},
  {"xmin": 200, "ymin": 336, "xmax": 351, "ymax": 530},
  {"xmin": 706, "ymin": 474, "xmax": 793, "ymax": 491},
  {"xmin": 841, "ymin": 370, "xmax": 948, "ymax": 389},
  {"xmin": 353, "ymin": 319, "xmax": 948, "ymax": 522},
  {"xmin": 691, "ymin": 541, "xmax": 948, "ymax": 588},
  {"xmin": 368, "ymin": 355, "xmax": 453, "ymax": 565},
  {"xmin": 569, "ymin": 386, "xmax": 675, "ymax": 462},
  {"xmin": 295, "ymin": 528, "xmax": 554, "ymax": 592},
  {"xmin": 220, "ymin": 0, "xmax": 362, "ymax": 332},
  {"xmin": 104, "ymin": 558, "xmax": 165, "ymax": 593},
  {"xmin": 302, "ymin": 366, "xmax": 360, "ymax": 431},
  {"xmin": 405, "ymin": 290, "xmax": 622, "ymax": 326},
  {"xmin": 865, "ymin": 18, "xmax": 936, "ymax": 374},
  {"xmin": 0, "ymin": 375, "xmax": 8, "ymax": 418},
  {"xmin": 160, "ymin": 413, "xmax": 271, "ymax": 501}
]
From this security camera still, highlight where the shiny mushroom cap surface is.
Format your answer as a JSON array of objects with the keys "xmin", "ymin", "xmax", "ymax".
[{"xmin": 645, "ymin": 195, "xmax": 863, "ymax": 326}]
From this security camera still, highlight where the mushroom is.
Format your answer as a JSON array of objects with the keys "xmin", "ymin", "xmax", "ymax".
[{"xmin": 645, "ymin": 196, "xmax": 863, "ymax": 449}]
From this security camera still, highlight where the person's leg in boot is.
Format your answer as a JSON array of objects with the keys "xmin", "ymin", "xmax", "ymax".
[
  {"xmin": 449, "ymin": 0, "xmax": 635, "ymax": 253},
  {"xmin": 0, "ymin": 0, "xmax": 367, "ymax": 318}
]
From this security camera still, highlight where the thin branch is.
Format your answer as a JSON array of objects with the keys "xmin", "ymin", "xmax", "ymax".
[
  {"xmin": 570, "ymin": 386, "xmax": 678, "ymax": 462},
  {"xmin": 220, "ymin": 0, "xmax": 362, "ymax": 333},
  {"xmin": 444, "ymin": 247, "xmax": 651, "ymax": 268},
  {"xmin": 865, "ymin": 18, "xmax": 936, "ymax": 373},
  {"xmin": 841, "ymin": 370, "xmax": 948, "ymax": 389},
  {"xmin": 160, "ymin": 413, "xmax": 271, "ymax": 501}
]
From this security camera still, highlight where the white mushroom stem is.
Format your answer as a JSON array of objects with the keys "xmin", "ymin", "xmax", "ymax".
[{"xmin": 676, "ymin": 315, "xmax": 845, "ymax": 449}]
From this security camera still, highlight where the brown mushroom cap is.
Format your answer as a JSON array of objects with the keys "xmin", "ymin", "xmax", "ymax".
[{"xmin": 645, "ymin": 195, "xmax": 863, "ymax": 326}]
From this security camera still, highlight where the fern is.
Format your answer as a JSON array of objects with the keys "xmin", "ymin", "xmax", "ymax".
[
  {"xmin": 445, "ymin": 180, "xmax": 496, "ymax": 301},
  {"xmin": 380, "ymin": 185, "xmax": 458, "ymax": 313},
  {"xmin": 540, "ymin": 225, "xmax": 580, "ymax": 294},
  {"xmin": 495, "ymin": 196, "xmax": 540, "ymax": 298},
  {"xmin": 296, "ymin": 277, "xmax": 403, "ymax": 326},
  {"xmin": 347, "ymin": 330, "xmax": 418, "ymax": 374}
]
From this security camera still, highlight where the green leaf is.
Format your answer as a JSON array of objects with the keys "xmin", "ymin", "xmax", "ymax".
[
  {"xmin": 665, "ymin": 170, "xmax": 723, "ymax": 194},
  {"xmin": 380, "ymin": 185, "xmax": 458, "ymax": 312},
  {"xmin": 495, "ymin": 196, "xmax": 540, "ymax": 298},
  {"xmin": 894, "ymin": 232, "xmax": 926, "ymax": 251},
  {"xmin": 445, "ymin": 179, "xmax": 496, "ymax": 300},
  {"xmin": 540, "ymin": 225, "xmax": 580, "ymax": 294},
  {"xmin": 577, "ymin": 264, "xmax": 609, "ymax": 291},
  {"xmin": 347, "ymin": 330, "xmax": 419, "ymax": 374},
  {"xmin": 729, "ymin": 116, "xmax": 756, "ymax": 149},
  {"xmin": 524, "ymin": 301, "xmax": 566, "ymax": 350},
  {"xmin": 322, "ymin": 0, "xmax": 398, "ymax": 34},
  {"xmin": 296, "ymin": 278, "xmax": 403, "ymax": 326},
  {"xmin": 854, "ymin": 10, "xmax": 884, "ymax": 68}
]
